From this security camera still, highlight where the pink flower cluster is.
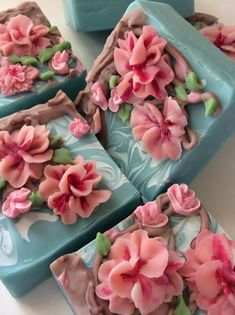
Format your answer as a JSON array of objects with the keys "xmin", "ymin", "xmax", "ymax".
[
  {"xmin": 131, "ymin": 97, "xmax": 187, "ymax": 160},
  {"xmin": 0, "ymin": 63, "xmax": 39, "ymax": 96},
  {"xmin": 0, "ymin": 125, "xmax": 52, "ymax": 188},
  {"xmin": 39, "ymin": 156, "xmax": 111, "ymax": 224},
  {"xmin": 68, "ymin": 118, "xmax": 90, "ymax": 138},
  {"xmin": 0, "ymin": 14, "xmax": 50, "ymax": 56},
  {"xmin": 180, "ymin": 230, "xmax": 235, "ymax": 315},
  {"xmin": 201, "ymin": 23, "xmax": 235, "ymax": 61},
  {"xmin": 96, "ymin": 229, "xmax": 184, "ymax": 314}
]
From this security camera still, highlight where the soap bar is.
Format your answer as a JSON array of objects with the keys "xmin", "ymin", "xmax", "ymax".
[
  {"xmin": 51, "ymin": 184, "xmax": 230, "ymax": 315},
  {"xmin": 63, "ymin": 0, "xmax": 194, "ymax": 32},
  {"xmin": 76, "ymin": 0, "xmax": 235, "ymax": 201},
  {"xmin": 0, "ymin": 1, "xmax": 86, "ymax": 117},
  {"xmin": 0, "ymin": 91, "xmax": 140, "ymax": 298}
]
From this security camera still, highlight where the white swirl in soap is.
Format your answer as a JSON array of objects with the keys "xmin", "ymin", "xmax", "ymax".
[{"xmin": 0, "ymin": 225, "xmax": 17, "ymax": 266}]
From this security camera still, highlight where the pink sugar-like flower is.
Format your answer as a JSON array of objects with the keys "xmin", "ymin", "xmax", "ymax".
[
  {"xmin": 0, "ymin": 64, "xmax": 39, "ymax": 96},
  {"xmin": 50, "ymin": 51, "xmax": 69, "ymax": 75},
  {"xmin": 113, "ymin": 25, "xmax": 174, "ymax": 103},
  {"xmin": 200, "ymin": 23, "xmax": 235, "ymax": 60},
  {"xmin": 134, "ymin": 201, "xmax": 168, "ymax": 228},
  {"xmin": 130, "ymin": 97, "xmax": 187, "ymax": 161},
  {"xmin": 2, "ymin": 187, "xmax": 32, "ymax": 218},
  {"xmin": 167, "ymin": 183, "xmax": 201, "ymax": 215},
  {"xmin": 0, "ymin": 125, "xmax": 53, "ymax": 188},
  {"xmin": 68, "ymin": 118, "xmax": 90, "ymax": 138},
  {"xmin": 180, "ymin": 230, "xmax": 235, "ymax": 315},
  {"xmin": 0, "ymin": 14, "xmax": 50, "ymax": 56},
  {"xmin": 91, "ymin": 82, "xmax": 108, "ymax": 111},
  {"xmin": 96, "ymin": 229, "xmax": 184, "ymax": 314},
  {"xmin": 39, "ymin": 156, "xmax": 111, "ymax": 224}
]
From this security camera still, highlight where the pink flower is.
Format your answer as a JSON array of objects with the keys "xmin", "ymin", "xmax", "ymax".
[
  {"xmin": 200, "ymin": 23, "xmax": 235, "ymax": 60},
  {"xmin": 96, "ymin": 229, "xmax": 184, "ymax": 314},
  {"xmin": 113, "ymin": 25, "xmax": 174, "ymax": 103},
  {"xmin": 50, "ymin": 51, "xmax": 69, "ymax": 75},
  {"xmin": 130, "ymin": 97, "xmax": 187, "ymax": 160},
  {"xmin": 167, "ymin": 183, "xmax": 201, "ymax": 215},
  {"xmin": 0, "ymin": 14, "xmax": 51, "ymax": 56},
  {"xmin": 2, "ymin": 188, "xmax": 32, "ymax": 218},
  {"xmin": 0, "ymin": 125, "xmax": 53, "ymax": 188},
  {"xmin": 134, "ymin": 201, "xmax": 168, "ymax": 228},
  {"xmin": 91, "ymin": 82, "xmax": 108, "ymax": 111},
  {"xmin": 0, "ymin": 64, "xmax": 39, "ymax": 96},
  {"xmin": 39, "ymin": 156, "xmax": 111, "ymax": 224},
  {"xmin": 68, "ymin": 118, "xmax": 90, "ymax": 138},
  {"xmin": 180, "ymin": 230, "xmax": 235, "ymax": 315}
]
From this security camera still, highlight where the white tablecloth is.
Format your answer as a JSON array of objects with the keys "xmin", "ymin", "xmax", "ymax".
[{"xmin": 0, "ymin": 0, "xmax": 234, "ymax": 314}]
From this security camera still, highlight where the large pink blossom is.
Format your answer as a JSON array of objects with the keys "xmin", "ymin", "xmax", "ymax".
[
  {"xmin": 96, "ymin": 229, "xmax": 184, "ymax": 315},
  {"xmin": 167, "ymin": 183, "xmax": 201, "ymax": 215},
  {"xmin": 130, "ymin": 97, "xmax": 187, "ymax": 160},
  {"xmin": 113, "ymin": 25, "xmax": 174, "ymax": 103},
  {"xmin": 180, "ymin": 230, "xmax": 235, "ymax": 315},
  {"xmin": 0, "ymin": 14, "xmax": 51, "ymax": 56},
  {"xmin": 200, "ymin": 23, "xmax": 235, "ymax": 60},
  {"xmin": 0, "ymin": 64, "xmax": 39, "ymax": 96},
  {"xmin": 39, "ymin": 156, "xmax": 111, "ymax": 224},
  {"xmin": 0, "ymin": 125, "xmax": 53, "ymax": 188}
]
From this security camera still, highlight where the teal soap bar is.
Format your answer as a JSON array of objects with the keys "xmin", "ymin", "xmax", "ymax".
[
  {"xmin": 0, "ymin": 2, "xmax": 86, "ymax": 117},
  {"xmin": 104, "ymin": 1, "xmax": 235, "ymax": 201},
  {"xmin": 0, "ymin": 99, "xmax": 140, "ymax": 298},
  {"xmin": 63, "ymin": 0, "xmax": 194, "ymax": 32}
]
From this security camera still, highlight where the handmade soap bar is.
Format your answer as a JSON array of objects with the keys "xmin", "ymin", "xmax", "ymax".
[
  {"xmin": 76, "ymin": 0, "xmax": 235, "ymax": 201},
  {"xmin": 63, "ymin": 0, "xmax": 194, "ymax": 31},
  {"xmin": 0, "ymin": 1, "xmax": 86, "ymax": 117},
  {"xmin": 0, "ymin": 92, "xmax": 140, "ymax": 298},
  {"xmin": 51, "ymin": 184, "xmax": 231, "ymax": 315}
]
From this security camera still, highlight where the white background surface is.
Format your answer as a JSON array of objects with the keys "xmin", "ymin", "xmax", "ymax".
[{"xmin": 0, "ymin": 0, "xmax": 235, "ymax": 314}]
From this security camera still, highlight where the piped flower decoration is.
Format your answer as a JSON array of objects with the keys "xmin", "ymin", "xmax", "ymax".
[
  {"xmin": 113, "ymin": 25, "xmax": 174, "ymax": 103},
  {"xmin": 0, "ymin": 125, "xmax": 53, "ymax": 188},
  {"xmin": 180, "ymin": 230, "xmax": 235, "ymax": 315},
  {"xmin": 130, "ymin": 97, "xmax": 187, "ymax": 160},
  {"xmin": 0, "ymin": 63, "xmax": 39, "ymax": 96},
  {"xmin": 167, "ymin": 183, "xmax": 201, "ymax": 215},
  {"xmin": 39, "ymin": 156, "xmax": 111, "ymax": 224},
  {"xmin": 50, "ymin": 50, "xmax": 69, "ymax": 75},
  {"xmin": 68, "ymin": 118, "xmax": 90, "ymax": 139},
  {"xmin": 95, "ymin": 229, "xmax": 184, "ymax": 314},
  {"xmin": 200, "ymin": 23, "xmax": 235, "ymax": 60},
  {"xmin": 134, "ymin": 201, "xmax": 168, "ymax": 228},
  {"xmin": 0, "ymin": 14, "xmax": 51, "ymax": 56}
]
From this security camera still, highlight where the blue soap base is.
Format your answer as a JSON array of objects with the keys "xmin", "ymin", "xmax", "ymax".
[
  {"xmin": 0, "ymin": 107, "xmax": 140, "ymax": 298},
  {"xmin": 63, "ymin": 0, "xmax": 194, "ymax": 32},
  {"xmin": 104, "ymin": 0, "xmax": 235, "ymax": 201}
]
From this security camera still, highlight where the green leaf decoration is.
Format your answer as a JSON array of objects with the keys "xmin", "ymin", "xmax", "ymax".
[
  {"xmin": 49, "ymin": 135, "xmax": 64, "ymax": 149},
  {"xmin": 174, "ymin": 296, "xmax": 192, "ymax": 315},
  {"xmin": 53, "ymin": 41, "xmax": 72, "ymax": 52},
  {"xmin": 20, "ymin": 56, "xmax": 37, "ymax": 65},
  {"xmin": 204, "ymin": 97, "xmax": 218, "ymax": 116},
  {"xmin": 193, "ymin": 21, "xmax": 205, "ymax": 30},
  {"xmin": 52, "ymin": 148, "xmax": 74, "ymax": 165},
  {"xmin": 38, "ymin": 41, "xmax": 72, "ymax": 63},
  {"xmin": 8, "ymin": 55, "xmax": 21, "ymax": 64},
  {"xmin": 28, "ymin": 192, "xmax": 44, "ymax": 208},
  {"xmin": 109, "ymin": 75, "xmax": 119, "ymax": 89},
  {"xmin": 0, "ymin": 178, "xmax": 6, "ymax": 189},
  {"xmin": 185, "ymin": 72, "xmax": 203, "ymax": 91},
  {"xmin": 49, "ymin": 26, "xmax": 59, "ymax": 33},
  {"xmin": 117, "ymin": 103, "xmax": 133, "ymax": 123},
  {"xmin": 40, "ymin": 71, "xmax": 55, "ymax": 81},
  {"xmin": 175, "ymin": 85, "xmax": 187, "ymax": 101},
  {"xmin": 96, "ymin": 232, "xmax": 111, "ymax": 256}
]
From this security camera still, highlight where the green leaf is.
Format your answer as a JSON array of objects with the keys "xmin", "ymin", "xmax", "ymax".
[
  {"xmin": 174, "ymin": 296, "xmax": 192, "ymax": 315},
  {"xmin": 49, "ymin": 135, "xmax": 64, "ymax": 149},
  {"xmin": 109, "ymin": 75, "xmax": 119, "ymax": 89},
  {"xmin": 20, "ymin": 56, "xmax": 37, "ymax": 65},
  {"xmin": 0, "ymin": 178, "xmax": 6, "ymax": 189},
  {"xmin": 40, "ymin": 71, "xmax": 55, "ymax": 81},
  {"xmin": 8, "ymin": 55, "xmax": 21, "ymax": 64},
  {"xmin": 96, "ymin": 232, "xmax": 111, "ymax": 256},
  {"xmin": 193, "ymin": 21, "xmax": 205, "ymax": 30},
  {"xmin": 49, "ymin": 26, "xmax": 59, "ymax": 33},
  {"xmin": 185, "ymin": 72, "xmax": 203, "ymax": 91},
  {"xmin": 38, "ymin": 47, "xmax": 55, "ymax": 63},
  {"xmin": 117, "ymin": 103, "xmax": 133, "ymax": 123},
  {"xmin": 204, "ymin": 97, "xmax": 218, "ymax": 116},
  {"xmin": 52, "ymin": 148, "xmax": 74, "ymax": 165},
  {"xmin": 53, "ymin": 41, "xmax": 72, "ymax": 52},
  {"xmin": 175, "ymin": 85, "xmax": 187, "ymax": 101},
  {"xmin": 28, "ymin": 192, "xmax": 44, "ymax": 208}
]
